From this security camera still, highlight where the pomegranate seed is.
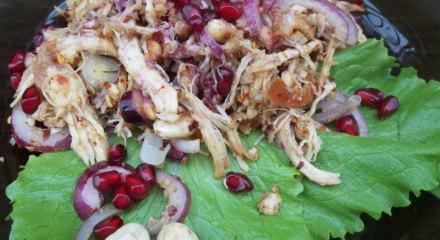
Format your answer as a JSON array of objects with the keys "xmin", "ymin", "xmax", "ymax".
[
  {"xmin": 167, "ymin": 146, "xmax": 187, "ymax": 161},
  {"xmin": 378, "ymin": 96, "xmax": 399, "ymax": 119},
  {"xmin": 215, "ymin": 66, "xmax": 234, "ymax": 98},
  {"xmin": 355, "ymin": 88, "xmax": 385, "ymax": 107},
  {"xmin": 125, "ymin": 174, "xmax": 150, "ymax": 200},
  {"xmin": 223, "ymin": 172, "xmax": 254, "ymax": 193},
  {"xmin": 215, "ymin": 1, "xmax": 242, "ymax": 22},
  {"xmin": 21, "ymin": 86, "xmax": 42, "ymax": 114},
  {"xmin": 112, "ymin": 184, "xmax": 134, "ymax": 210},
  {"xmin": 8, "ymin": 50, "xmax": 27, "ymax": 74},
  {"xmin": 202, "ymin": 8, "xmax": 217, "ymax": 22},
  {"xmin": 182, "ymin": 4, "xmax": 205, "ymax": 32},
  {"xmin": 93, "ymin": 215, "xmax": 123, "ymax": 240},
  {"xmin": 10, "ymin": 73, "xmax": 22, "ymax": 90},
  {"xmin": 201, "ymin": 77, "xmax": 222, "ymax": 110},
  {"xmin": 335, "ymin": 114, "xmax": 359, "ymax": 136},
  {"xmin": 108, "ymin": 144, "xmax": 127, "ymax": 165},
  {"xmin": 93, "ymin": 170, "xmax": 122, "ymax": 193},
  {"xmin": 135, "ymin": 164, "xmax": 156, "ymax": 186},
  {"xmin": 172, "ymin": 0, "xmax": 190, "ymax": 9},
  {"xmin": 343, "ymin": 0, "xmax": 364, "ymax": 7}
]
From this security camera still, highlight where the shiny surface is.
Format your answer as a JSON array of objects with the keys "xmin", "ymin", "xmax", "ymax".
[{"xmin": 0, "ymin": 1, "xmax": 439, "ymax": 239}]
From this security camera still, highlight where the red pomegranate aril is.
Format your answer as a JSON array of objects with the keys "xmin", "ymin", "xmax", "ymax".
[
  {"xmin": 8, "ymin": 50, "xmax": 27, "ymax": 74},
  {"xmin": 108, "ymin": 144, "xmax": 127, "ymax": 165},
  {"xmin": 173, "ymin": 0, "xmax": 190, "ymax": 9},
  {"xmin": 21, "ymin": 86, "xmax": 42, "ymax": 114},
  {"xmin": 335, "ymin": 114, "xmax": 359, "ymax": 136},
  {"xmin": 354, "ymin": 88, "xmax": 385, "ymax": 107},
  {"xmin": 125, "ymin": 174, "xmax": 150, "ymax": 200},
  {"xmin": 182, "ymin": 4, "xmax": 205, "ymax": 32},
  {"xmin": 112, "ymin": 184, "xmax": 134, "ymax": 210},
  {"xmin": 215, "ymin": 1, "xmax": 242, "ymax": 22},
  {"xmin": 93, "ymin": 215, "xmax": 124, "ymax": 240},
  {"xmin": 135, "ymin": 163, "xmax": 156, "ymax": 186},
  {"xmin": 93, "ymin": 170, "xmax": 122, "ymax": 193},
  {"xmin": 215, "ymin": 66, "xmax": 234, "ymax": 98},
  {"xmin": 167, "ymin": 146, "xmax": 187, "ymax": 161},
  {"xmin": 378, "ymin": 96, "xmax": 399, "ymax": 119},
  {"xmin": 223, "ymin": 172, "xmax": 253, "ymax": 193},
  {"xmin": 10, "ymin": 73, "xmax": 22, "ymax": 90}
]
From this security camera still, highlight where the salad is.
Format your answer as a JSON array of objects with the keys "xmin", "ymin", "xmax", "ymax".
[{"xmin": 5, "ymin": 0, "xmax": 440, "ymax": 239}]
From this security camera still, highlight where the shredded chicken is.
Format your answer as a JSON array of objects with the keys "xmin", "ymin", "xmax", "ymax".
[{"xmin": 12, "ymin": 0, "xmax": 364, "ymax": 185}]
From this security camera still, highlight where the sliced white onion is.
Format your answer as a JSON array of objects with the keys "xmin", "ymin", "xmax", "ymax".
[
  {"xmin": 11, "ymin": 104, "xmax": 71, "ymax": 152},
  {"xmin": 140, "ymin": 133, "xmax": 171, "ymax": 167},
  {"xmin": 170, "ymin": 139, "xmax": 200, "ymax": 154},
  {"xmin": 277, "ymin": 0, "xmax": 359, "ymax": 44},
  {"xmin": 198, "ymin": 28, "xmax": 224, "ymax": 58},
  {"xmin": 75, "ymin": 204, "xmax": 121, "ymax": 240}
]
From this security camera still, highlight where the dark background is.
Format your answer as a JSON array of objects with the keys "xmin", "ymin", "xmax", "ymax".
[{"xmin": 0, "ymin": 0, "xmax": 439, "ymax": 239}]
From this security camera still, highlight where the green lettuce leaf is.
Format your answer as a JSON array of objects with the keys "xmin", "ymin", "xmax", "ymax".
[
  {"xmin": 6, "ymin": 134, "xmax": 313, "ymax": 240},
  {"xmin": 6, "ymin": 39, "xmax": 440, "ymax": 240}
]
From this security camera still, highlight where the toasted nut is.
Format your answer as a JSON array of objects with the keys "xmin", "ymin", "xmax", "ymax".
[
  {"xmin": 206, "ymin": 19, "xmax": 236, "ymax": 44},
  {"xmin": 258, "ymin": 186, "xmax": 282, "ymax": 215},
  {"xmin": 147, "ymin": 40, "xmax": 163, "ymax": 60},
  {"xmin": 157, "ymin": 223, "xmax": 199, "ymax": 240},
  {"xmin": 106, "ymin": 223, "xmax": 150, "ymax": 240},
  {"xmin": 175, "ymin": 20, "xmax": 192, "ymax": 40}
]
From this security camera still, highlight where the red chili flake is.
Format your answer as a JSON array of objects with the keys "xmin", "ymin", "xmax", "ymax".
[
  {"xmin": 56, "ymin": 75, "xmax": 69, "ymax": 84},
  {"xmin": 188, "ymin": 120, "xmax": 199, "ymax": 131}
]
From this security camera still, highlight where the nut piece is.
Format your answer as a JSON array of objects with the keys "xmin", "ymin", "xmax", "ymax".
[
  {"xmin": 257, "ymin": 186, "xmax": 282, "ymax": 215},
  {"xmin": 106, "ymin": 223, "xmax": 151, "ymax": 240},
  {"xmin": 157, "ymin": 223, "xmax": 199, "ymax": 240},
  {"xmin": 206, "ymin": 19, "xmax": 236, "ymax": 44}
]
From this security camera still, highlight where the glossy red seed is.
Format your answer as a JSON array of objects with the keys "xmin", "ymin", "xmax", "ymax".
[
  {"xmin": 215, "ymin": 1, "xmax": 242, "ymax": 22},
  {"xmin": 215, "ymin": 66, "xmax": 234, "ymax": 98},
  {"xmin": 8, "ymin": 50, "xmax": 27, "ymax": 74},
  {"xmin": 108, "ymin": 144, "xmax": 127, "ymax": 165},
  {"xmin": 335, "ymin": 114, "xmax": 359, "ymax": 136},
  {"xmin": 378, "ymin": 95, "xmax": 399, "ymax": 119},
  {"xmin": 10, "ymin": 73, "xmax": 22, "ymax": 90},
  {"xmin": 112, "ymin": 184, "xmax": 134, "ymax": 210},
  {"xmin": 21, "ymin": 86, "xmax": 42, "ymax": 114},
  {"xmin": 93, "ymin": 170, "xmax": 122, "ymax": 193},
  {"xmin": 125, "ymin": 174, "xmax": 150, "ymax": 200},
  {"xmin": 354, "ymin": 88, "xmax": 385, "ymax": 107},
  {"xmin": 93, "ymin": 215, "xmax": 123, "ymax": 240},
  {"xmin": 173, "ymin": 0, "xmax": 190, "ymax": 9},
  {"xmin": 343, "ymin": 0, "xmax": 364, "ymax": 7},
  {"xmin": 167, "ymin": 146, "xmax": 187, "ymax": 161},
  {"xmin": 182, "ymin": 4, "xmax": 205, "ymax": 32},
  {"xmin": 135, "ymin": 163, "xmax": 156, "ymax": 186},
  {"xmin": 223, "ymin": 172, "xmax": 254, "ymax": 193}
]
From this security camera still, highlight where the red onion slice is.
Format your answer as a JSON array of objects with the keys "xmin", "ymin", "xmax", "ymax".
[
  {"xmin": 73, "ymin": 162, "xmax": 134, "ymax": 220},
  {"xmin": 75, "ymin": 204, "xmax": 121, "ymax": 240},
  {"xmin": 278, "ymin": 0, "xmax": 358, "ymax": 44},
  {"xmin": 147, "ymin": 172, "xmax": 191, "ymax": 235},
  {"xmin": 115, "ymin": 0, "xmax": 127, "ymax": 12},
  {"xmin": 243, "ymin": 0, "xmax": 263, "ymax": 36},
  {"xmin": 313, "ymin": 92, "xmax": 360, "ymax": 124},
  {"xmin": 11, "ymin": 104, "xmax": 71, "ymax": 152},
  {"xmin": 262, "ymin": 0, "xmax": 275, "ymax": 12},
  {"xmin": 198, "ymin": 28, "xmax": 224, "ymax": 58}
]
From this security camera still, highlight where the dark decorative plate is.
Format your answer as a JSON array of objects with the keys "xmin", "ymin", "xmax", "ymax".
[{"xmin": 0, "ymin": 1, "xmax": 439, "ymax": 239}]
